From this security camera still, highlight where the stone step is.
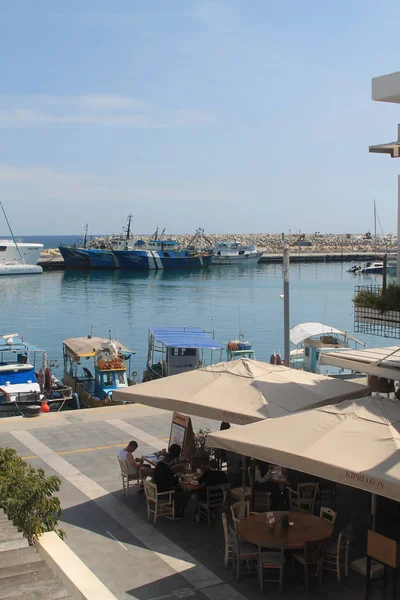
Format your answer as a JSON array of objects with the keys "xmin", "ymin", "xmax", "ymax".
[
  {"xmin": 0, "ymin": 527, "xmax": 24, "ymax": 542},
  {"xmin": 0, "ymin": 511, "xmax": 11, "ymax": 523},
  {"xmin": 0, "ymin": 569, "xmax": 68, "ymax": 598},
  {"xmin": 2, "ymin": 591, "xmax": 72, "ymax": 600},
  {"xmin": 0, "ymin": 559, "xmax": 49, "ymax": 580},
  {"xmin": 0, "ymin": 538, "xmax": 29, "ymax": 552},
  {"xmin": 0, "ymin": 546, "xmax": 40, "ymax": 568}
]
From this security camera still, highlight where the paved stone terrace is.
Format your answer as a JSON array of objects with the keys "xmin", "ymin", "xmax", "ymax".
[{"xmin": 0, "ymin": 404, "xmax": 383, "ymax": 600}]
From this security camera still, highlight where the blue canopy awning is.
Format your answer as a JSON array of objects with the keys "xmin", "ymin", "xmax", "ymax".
[{"xmin": 150, "ymin": 327, "xmax": 224, "ymax": 350}]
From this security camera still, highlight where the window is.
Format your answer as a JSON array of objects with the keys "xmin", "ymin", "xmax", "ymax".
[
  {"xmin": 102, "ymin": 372, "xmax": 114, "ymax": 387},
  {"xmin": 305, "ymin": 347, "xmax": 310, "ymax": 357},
  {"xmin": 115, "ymin": 372, "xmax": 127, "ymax": 387},
  {"xmin": 0, "ymin": 247, "xmax": 6, "ymax": 251}
]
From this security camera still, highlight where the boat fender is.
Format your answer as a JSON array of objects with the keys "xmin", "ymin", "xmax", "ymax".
[
  {"xmin": 72, "ymin": 392, "xmax": 80, "ymax": 410},
  {"xmin": 41, "ymin": 401, "xmax": 50, "ymax": 413},
  {"xmin": 269, "ymin": 353, "xmax": 276, "ymax": 365},
  {"xmin": 276, "ymin": 354, "xmax": 282, "ymax": 366}
]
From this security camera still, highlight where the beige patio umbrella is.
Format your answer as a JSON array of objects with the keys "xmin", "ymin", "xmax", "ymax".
[
  {"xmin": 207, "ymin": 395, "xmax": 400, "ymax": 502},
  {"xmin": 113, "ymin": 359, "xmax": 370, "ymax": 424}
]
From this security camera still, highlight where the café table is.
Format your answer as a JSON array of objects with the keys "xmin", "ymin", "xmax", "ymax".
[
  {"xmin": 237, "ymin": 511, "xmax": 333, "ymax": 550},
  {"xmin": 178, "ymin": 474, "xmax": 204, "ymax": 493}
]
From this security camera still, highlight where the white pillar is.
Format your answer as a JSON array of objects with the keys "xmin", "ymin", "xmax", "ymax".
[{"xmin": 398, "ymin": 174, "xmax": 400, "ymax": 282}]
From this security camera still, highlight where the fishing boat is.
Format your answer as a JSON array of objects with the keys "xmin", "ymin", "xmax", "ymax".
[
  {"xmin": 58, "ymin": 224, "xmax": 92, "ymax": 269},
  {"xmin": 0, "ymin": 202, "xmax": 43, "ymax": 276},
  {"xmin": 143, "ymin": 326, "xmax": 224, "ymax": 381},
  {"xmin": 289, "ymin": 322, "xmax": 366, "ymax": 377},
  {"xmin": 212, "ymin": 241, "xmax": 263, "ymax": 265},
  {"xmin": 0, "ymin": 334, "xmax": 73, "ymax": 416},
  {"xmin": 113, "ymin": 227, "xmax": 213, "ymax": 270},
  {"xmin": 62, "ymin": 333, "xmax": 136, "ymax": 408}
]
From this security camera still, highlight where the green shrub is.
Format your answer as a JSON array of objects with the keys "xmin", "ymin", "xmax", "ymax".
[
  {"xmin": 0, "ymin": 447, "xmax": 65, "ymax": 544},
  {"xmin": 353, "ymin": 283, "xmax": 400, "ymax": 313}
]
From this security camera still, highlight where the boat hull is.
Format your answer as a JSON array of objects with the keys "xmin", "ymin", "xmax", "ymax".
[
  {"xmin": 59, "ymin": 246, "xmax": 91, "ymax": 269},
  {"xmin": 62, "ymin": 372, "xmax": 132, "ymax": 408},
  {"xmin": 113, "ymin": 250, "xmax": 213, "ymax": 270},
  {"xmin": 86, "ymin": 248, "xmax": 119, "ymax": 268},
  {"xmin": 212, "ymin": 252, "xmax": 263, "ymax": 265},
  {"xmin": 0, "ymin": 264, "xmax": 42, "ymax": 275}
]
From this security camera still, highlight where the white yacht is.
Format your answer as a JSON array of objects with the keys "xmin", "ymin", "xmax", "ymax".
[
  {"xmin": 212, "ymin": 241, "xmax": 263, "ymax": 265},
  {"xmin": 0, "ymin": 202, "xmax": 43, "ymax": 275}
]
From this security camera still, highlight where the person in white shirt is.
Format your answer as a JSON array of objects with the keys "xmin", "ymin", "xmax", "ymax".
[{"xmin": 119, "ymin": 441, "xmax": 153, "ymax": 478}]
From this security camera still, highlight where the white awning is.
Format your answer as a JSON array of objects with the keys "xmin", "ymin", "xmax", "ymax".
[
  {"xmin": 290, "ymin": 323, "xmax": 346, "ymax": 346},
  {"xmin": 319, "ymin": 346, "xmax": 400, "ymax": 380},
  {"xmin": 207, "ymin": 396, "xmax": 400, "ymax": 502},
  {"xmin": 113, "ymin": 358, "xmax": 371, "ymax": 425}
]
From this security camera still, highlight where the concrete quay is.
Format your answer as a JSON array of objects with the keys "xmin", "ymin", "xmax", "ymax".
[{"xmin": 0, "ymin": 404, "xmax": 373, "ymax": 600}]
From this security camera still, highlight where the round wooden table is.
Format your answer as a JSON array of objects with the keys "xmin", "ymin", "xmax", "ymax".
[{"xmin": 237, "ymin": 511, "xmax": 333, "ymax": 550}]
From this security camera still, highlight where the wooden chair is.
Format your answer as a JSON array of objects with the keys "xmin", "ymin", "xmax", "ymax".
[
  {"xmin": 257, "ymin": 544, "xmax": 286, "ymax": 592},
  {"xmin": 323, "ymin": 531, "xmax": 351, "ymax": 582},
  {"xmin": 143, "ymin": 480, "xmax": 175, "ymax": 523},
  {"xmin": 229, "ymin": 525, "xmax": 258, "ymax": 581},
  {"xmin": 230, "ymin": 500, "xmax": 250, "ymax": 530},
  {"xmin": 253, "ymin": 491, "xmax": 271, "ymax": 513},
  {"xmin": 118, "ymin": 457, "xmax": 140, "ymax": 498},
  {"xmin": 292, "ymin": 539, "xmax": 326, "ymax": 589},
  {"xmin": 288, "ymin": 482, "xmax": 319, "ymax": 514},
  {"xmin": 198, "ymin": 483, "xmax": 230, "ymax": 528},
  {"xmin": 221, "ymin": 512, "xmax": 233, "ymax": 567},
  {"xmin": 320, "ymin": 506, "xmax": 337, "ymax": 528}
]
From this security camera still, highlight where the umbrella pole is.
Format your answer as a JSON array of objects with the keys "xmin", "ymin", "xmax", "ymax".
[
  {"xmin": 283, "ymin": 246, "xmax": 290, "ymax": 365},
  {"xmin": 371, "ymin": 493, "xmax": 377, "ymax": 531}
]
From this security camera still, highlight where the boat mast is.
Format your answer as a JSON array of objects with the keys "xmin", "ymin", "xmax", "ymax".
[
  {"xmin": 126, "ymin": 214, "xmax": 133, "ymax": 240},
  {"xmin": 83, "ymin": 223, "xmax": 89, "ymax": 249},
  {"xmin": 0, "ymin": 201, "xmax": 24, "ymax": 263}
]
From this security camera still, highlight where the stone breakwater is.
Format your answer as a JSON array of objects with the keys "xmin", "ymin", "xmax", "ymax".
[{"xmin": 40, "ymin": 232, "xmax": 396, "ymax": 260}]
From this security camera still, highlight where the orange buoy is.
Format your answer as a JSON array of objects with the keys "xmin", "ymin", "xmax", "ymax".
[{"xmin": 41, "ymin": 401, "xmax": 50, "ymax": 413}]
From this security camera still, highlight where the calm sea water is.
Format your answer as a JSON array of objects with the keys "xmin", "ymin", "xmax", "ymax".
[{"xmin": 0, "ymin": 263, "xmax": 386, "ymax": 380}]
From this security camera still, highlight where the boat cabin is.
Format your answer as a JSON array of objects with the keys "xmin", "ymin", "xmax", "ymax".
[
  {"xmin": 290, "ymin": 322, "xmax": 365, "ymax": 377},
  {"xmin": 226, "ymin": 339, "xmax": 256, "ymax": 361},
  {"xmin": 145, "ymin": 326, "xmax": 224, "ymax": 380},
  {"xmin": 62, "ymin": 335, "xmax": 135, "ymax": 407}
]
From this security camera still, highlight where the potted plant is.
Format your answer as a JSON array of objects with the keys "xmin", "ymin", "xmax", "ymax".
[{"xmin": 191, "ymin": 428, "xmax": 212, "ymax": 471}]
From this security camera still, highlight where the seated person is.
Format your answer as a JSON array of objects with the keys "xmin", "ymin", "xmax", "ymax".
[
  {"xmin": 152, "ymin": 460, "xmax": 189, "ymax": 518},
  {"xmin": 119, "ymin": 441, "xmax": 153, "ymax": 479},
  {"xmin": 198, "ymin": 459, "xmax": 228, "ymax": 501},
  {"xmin": 165, "ymin": 443, "xmax": 186, "ymax": 473}
]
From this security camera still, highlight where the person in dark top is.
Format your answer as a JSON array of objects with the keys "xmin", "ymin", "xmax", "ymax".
[
  {"xmin": 152, "ymin": 461, "xmax": 189, "ymax": 518},
  {"xmin": 199, "ymin": 459, "xmax": 228, "ymax": 487},
  {"xmin": 198, "ymin": 459, "xmax": 228, "ymax": 502}
]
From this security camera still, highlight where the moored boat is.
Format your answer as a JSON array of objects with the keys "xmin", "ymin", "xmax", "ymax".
[
  {"xmin": 226, "ymin": 338, "xmax": 256, "ymax": 360},
  {"xmin": 0, "ymin": 334, "xmax": 73, "ymax": 416},
  {"xmin": 143, "ymin": 326, "xmax": 224, "ymax": 380},
  {"xmin": 0, "ymin": 202, "xmax": 43, "ymax": 276},
  {"xmin": 212, "ymin": 241, "xmax": 262, "ymax": 265},
  {"xmin": 289, "ymin": 322, "xmax": 366, "ymax": 378},
  {"xmin": 62, "ymin": 333, "xmax": 136, "ymax": 408}
]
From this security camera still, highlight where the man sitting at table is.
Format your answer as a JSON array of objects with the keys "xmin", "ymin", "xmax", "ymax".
[
  {"xmin": 152, "ymin": 460, "xmax": 190, "ymax": 519},
  {"xmin": 119, "ymin": 441, "xmax": 154, "ymax": 479},
  {"xmin": 197, "ymin": 460, "xmax": 228, "ymax": 501}
]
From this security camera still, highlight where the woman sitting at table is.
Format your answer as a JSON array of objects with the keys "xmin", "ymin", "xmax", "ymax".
[
  {"xmin": 165, "ymin": 444, "xmax": 186, "ymax": 473},
  {"xmin": 152, "ymin": 460, "xmax": 189, "ymax": 519}
]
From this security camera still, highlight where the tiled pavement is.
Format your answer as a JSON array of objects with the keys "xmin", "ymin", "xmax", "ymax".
[{"xmin": 0, "ymin": 404, "xmax": 383, "ymax": 600}]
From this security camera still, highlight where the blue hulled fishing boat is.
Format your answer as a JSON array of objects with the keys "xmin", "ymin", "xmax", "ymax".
[
  {"xmin": 59, "ymin": 224, "xmax": 92, "ymax": 269},
  {"xmin": 113, "ymin": 227, "xmax": 213, "ymax": 270}
]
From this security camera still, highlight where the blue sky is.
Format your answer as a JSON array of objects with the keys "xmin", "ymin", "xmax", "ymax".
[{"xmin": 1, "ymin": 1, "xmax": 400, "ymax": 235}]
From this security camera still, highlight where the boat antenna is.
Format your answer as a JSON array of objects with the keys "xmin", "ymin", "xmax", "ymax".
[
  {"xmin": 125, "ymin": 214, "xmax": 133, "ymax": 240},
  {"xmin": 238, "ymin": 301, "xmax": 243, "ymax": 340},
  {"xmin": 210, "ymin": 301, "xmax": 215, "ymax": 339},
  {"xmin": 83, "ymin": 223, "xmax": 89, "ymax": 249},
  {"xmin": 373, "ymin": 199, "xmax": 377, "ymax": 260},
  {"xmin": 0, "ymin": 201, "xmax": 24, "ymax": 263}
]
